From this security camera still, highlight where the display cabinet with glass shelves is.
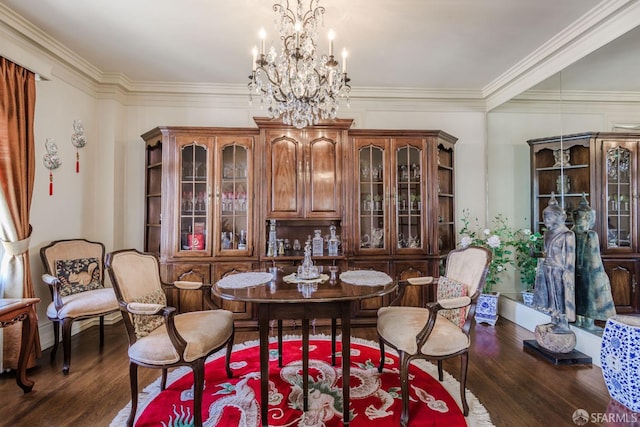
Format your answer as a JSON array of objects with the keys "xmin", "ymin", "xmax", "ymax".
[
  {"xmin": 528, "ymin": 132, "xmax": 640, "ymax": 314},
  {"xmin": 141, "ymin": 127, "xmax": 259, "ymax": 314},
  {"xmin": 142, "ymin": 124, "xmax": 458, "ymax": 322},
  {"xmin": 217, "ymin": 138, "xmax": 253, "ymax": 256}
]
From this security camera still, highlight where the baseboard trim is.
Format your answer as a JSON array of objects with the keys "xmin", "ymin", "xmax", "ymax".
[{"xmin": 37, "ymin": 312, "xmax": 122, "ymax": 350}]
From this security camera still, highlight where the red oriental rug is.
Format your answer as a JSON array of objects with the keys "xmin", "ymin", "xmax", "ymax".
[{"xmin": 111, "ymin": 336, "xmax": 493, "ymax": 426}]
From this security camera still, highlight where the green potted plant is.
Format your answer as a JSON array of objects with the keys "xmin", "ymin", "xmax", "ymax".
[
  {"xmin": 458, "ymin": 209, "xmax": 515, "ymax": 325},
  {"xmin": 513, "ymin": 228, "xmax": 543, "ymax": 306}
]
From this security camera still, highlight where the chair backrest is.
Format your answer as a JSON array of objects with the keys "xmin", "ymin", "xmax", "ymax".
[
  {"xmin": 106, "ymin": 249, "xmax": 163, "ymax": 303},
  {"xmin": 443, "ymin": 246, "xmax": 492, "ymax": 299},
  {"xmin": 40, "ymin": 239, "xmax": 106, "ymax": 296},
  {"xmin": 106, "ymin": 249, "xmax": 167, "ymax": 340}
]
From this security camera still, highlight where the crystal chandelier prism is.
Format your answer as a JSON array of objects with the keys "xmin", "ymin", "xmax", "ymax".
[{"xmin": 248, "ymin": 0, "xmax": 351, "ymax": 129}]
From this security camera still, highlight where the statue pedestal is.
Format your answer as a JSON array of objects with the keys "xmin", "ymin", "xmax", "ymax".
[
  {"xmin": 523, "ymin": 340, "xmax": 592, "ymax": 366},
  {"xmin": 535, "ymin": 322, "xmax": 576, "ymax": 353}
]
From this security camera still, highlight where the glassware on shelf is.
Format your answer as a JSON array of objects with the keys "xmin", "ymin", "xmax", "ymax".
[
  {"xmin": 221, "ymin": 232, "xmax": 232, "ymax": 249},
  {"xmin": 361, "ymin": 162, "xmax": 369, "ymax": 180},
  {"xmin": 312, "ymin": 230, "xmax": 324, "ymax": 256},
  {"xmin": 371, "ymin": 228, "xmax": 383, "ymax": 248},
  {"xmin": 328, "ymin": 225, "xmax": 340, "ymax": 256},
  {"xmin": 373, "ymin": 194, "xmax": 382, "ymax": 211},
  {"xmin": 362, "ymin": 194, "xmax": 371, "ymax": 212},
  {"xmin": 238, "ymin": 230, "xmax": 247, "ymax": 250},
  {"xmin": 400, "ymin": 164, "xmax": 409, "ymax": 181},
  {"xmin": 328, "ymin": 265, "xmax": 339, "ymax": 283},
  {"xmin": 619, "ymin": 195, "xmax": 629, "ymax": 211},
  {"xmin": 411, "ymin": 163, "xmax": 420, "ymax": 179}
]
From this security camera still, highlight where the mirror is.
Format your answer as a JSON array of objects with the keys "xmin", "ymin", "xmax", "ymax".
[{"xmin": 486, "ymin": 25, "xmax": 640, "ymax": 332}]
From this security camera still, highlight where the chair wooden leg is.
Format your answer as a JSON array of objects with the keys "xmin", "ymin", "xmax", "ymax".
[
  {"xmin": 399, "ymin": 352, "xmax": 410, "ymax": 427},
  {"xmin": 61, "ymin": 318, "xmax": 74, "ymax": 374},
  {"xmin": 128, "ymin": 363, "xmax": 139, "ymax": 427},
  {"xmin": 193, "ymin": 359, "xmax": 205, "ymax": 427},
  {"xmin": 277, "ymin": 320, "xmax": 283, "ymax": 367},
  {"xmin": 377, "ymin": 338, "xmax": 385, "ymax": 373},
  {"xmin": 437, "ymin": 359, "xmax": 443, "ymax": 381},
  {"xmin": 225, "ymin": 331, "xmax": 234, "ymax": 378},
  {"xmin": 99, "ymin": 315, "xmax": 105, "ymax": 348},
  {"xmin": 161, "ymin": 368, "xmax": 168, "ymax": 390},
  {"xmin": 50, "ymin": 321, "xmax": 60, "ymax": 362},
  {"xmin": 331, "ymin": 318, "xmax": 337, "ymax": 366},
  {"xmin": 460, "ymin": 352, "xmax": 469, "ymax": 416}
]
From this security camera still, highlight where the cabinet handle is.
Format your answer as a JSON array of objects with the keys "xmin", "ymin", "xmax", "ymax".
[{"xmin": 633, "ymin": 276, "xmax": 637, "ymax": 294}]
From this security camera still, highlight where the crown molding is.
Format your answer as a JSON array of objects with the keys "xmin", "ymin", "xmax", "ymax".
[
  {"xmin": 516, "ymin": 89, "xmax": 640, "ymax": 103},
  {"xmin": 484, "ymin": 0, "xmax": 640, "ymax": 111},
  {"xmin": 0, "ymin": 3, "xmax": 102, "ymax": 82}
]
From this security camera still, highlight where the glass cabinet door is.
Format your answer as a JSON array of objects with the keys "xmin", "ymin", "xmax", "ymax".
[
  {"xmin": 218, "ymin": 143, "xmax": 250, "ymax": 253},
  {"xmin": 605, "ymin": 145, "xmax": 633, "ymax": 250},
  {"xmin": 395, "ymin": 145, "xmax": 423, "ymax": 251},
  {"xmin": 358, "ymin": 145, "xmax": 386, "ymax": 251},
  {"xmin": 180, "ymin": 143, "xmax": 209, "ymax": 252}
]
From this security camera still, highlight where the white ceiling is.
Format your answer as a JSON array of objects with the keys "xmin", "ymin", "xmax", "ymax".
[{"xmin": 1, "ymin": 0, "xmax": 639, "ymax": 106}]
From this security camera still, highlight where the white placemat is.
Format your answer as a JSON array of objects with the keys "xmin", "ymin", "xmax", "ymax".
[
  {"xmin": 339, "ymin": 270, "xmax": 393, "ymax": 286},
  {"xmin": 283, "ymin": 273, "xmax": 330, "ymax": 284},
  {"xmin": 217, "ymin": 272, "xmax": 274, "ymax": 289}
]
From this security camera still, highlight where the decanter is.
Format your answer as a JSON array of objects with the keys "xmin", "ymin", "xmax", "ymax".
[
  {"xmin": 297, "ymin": 242, "xmax": 319, "ymax": 279},
  {"xmin": 328, "ymin": 225, "xmax": 340, "ymax": 256}
]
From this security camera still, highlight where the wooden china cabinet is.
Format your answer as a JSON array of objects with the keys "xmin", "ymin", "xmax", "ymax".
[
  {"xmin": 142, "ymin": 121, "xmax": 458, "ymax": 327},
  {"xmin": 348, "ymin": 130, "xmax": 457, "ymax": 314},
  {"xmin": 528, "ymin": 132, "xmax": 640, "ymax": 314},
  {"xmin": 141, "ymin": 126, "xmax": 260, "ymax": 318}
]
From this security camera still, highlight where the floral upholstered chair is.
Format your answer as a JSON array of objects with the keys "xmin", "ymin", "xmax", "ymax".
[
  {"xmin": 40, "ymin": 238, "xmax": 119, "ymax": 374},
  {"xmin": 105, "ymin": 248, "xmax": 235, "ymax": 427},
  {"xmin": 376, "ymin": 246, "xmax": 491, "ymax": 426}
]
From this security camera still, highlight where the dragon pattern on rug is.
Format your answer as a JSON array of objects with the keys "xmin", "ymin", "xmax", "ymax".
[{"xmin": 134, "ymin": 340, "xmax": 460, "ymax": 427}]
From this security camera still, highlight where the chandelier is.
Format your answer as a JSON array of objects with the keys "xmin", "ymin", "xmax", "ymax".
[{"xmin": 248, "ymin": 0, "xmax": 351, "ymax": 129}]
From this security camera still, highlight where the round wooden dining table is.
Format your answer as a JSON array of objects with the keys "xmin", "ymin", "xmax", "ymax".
[{"xmin": 212, "ymin": 267, "xmax": 397, "ymax": 426}]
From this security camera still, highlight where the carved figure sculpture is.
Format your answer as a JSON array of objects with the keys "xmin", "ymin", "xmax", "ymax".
[
  {"xmin": 572, "ymin": 194, "xmax": 616, "ymax": 330},
  {"xmin": 533, "ymin": 193, "xmax": 576, "ymax": 332}
]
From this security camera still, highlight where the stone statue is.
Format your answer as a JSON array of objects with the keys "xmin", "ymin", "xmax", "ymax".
[
  {"xmin": 572, "ymin": 194, "xmax": 616, "ymax": 330},
  {"xmin": 534, "ymin": 193, "xmax": 576, "ymax": 334}
]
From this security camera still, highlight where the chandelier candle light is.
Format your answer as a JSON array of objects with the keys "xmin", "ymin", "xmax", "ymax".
[{"xmin": 248, "ymin": 0, "xmax": 351, "ymax": 129}]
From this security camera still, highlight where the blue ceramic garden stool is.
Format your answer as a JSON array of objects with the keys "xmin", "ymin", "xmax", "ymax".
[{"xmin": 600, "ymin": 315, "xmax": 640, "ymax": 412}]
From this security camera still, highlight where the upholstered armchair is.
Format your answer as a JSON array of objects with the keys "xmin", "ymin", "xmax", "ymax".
[
  {"xmin": 105, "ymin": 249, "xmax": 235, "ymax": 427},
  {"xmin": 40, "ymin": 238, "xmax": 119, "ymax": 374},
  {"xmin": 376, "ymin": 246, "xmax": 491, "ymax": 426}
]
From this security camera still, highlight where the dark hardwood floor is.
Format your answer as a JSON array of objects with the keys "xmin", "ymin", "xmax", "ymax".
[{"xmin": 0, "ymin": 317, "xmax": 620, "ymax": 426}]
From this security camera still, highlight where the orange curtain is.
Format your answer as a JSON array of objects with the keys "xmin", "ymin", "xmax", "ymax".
[{"xmin": 0, "ymin": 56, "xmax": 40, "ymax": 370}]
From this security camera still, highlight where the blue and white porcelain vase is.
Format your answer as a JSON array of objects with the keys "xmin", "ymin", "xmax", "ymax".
[
  {"xmin": 521, "ymin": 291, "xmax": 534, "ymax": 307},
  {"xmin": 600, "ymin": 315, "xmax": 640, "ymax": 412},
  {"xmin": 475, "ymin": 292, "xmax": 500, "ymax": 326}
]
